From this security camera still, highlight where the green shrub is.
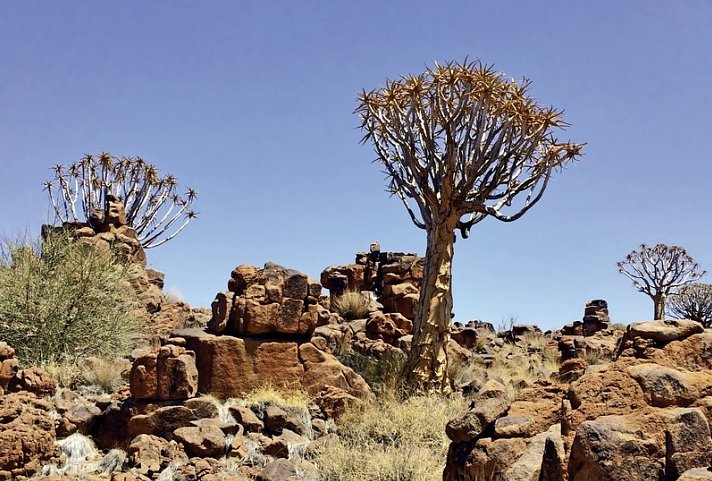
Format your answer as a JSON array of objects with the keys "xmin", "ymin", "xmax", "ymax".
[{"xmin": 0, "ymin": 232, "xmax": 147, "ymax": 366}]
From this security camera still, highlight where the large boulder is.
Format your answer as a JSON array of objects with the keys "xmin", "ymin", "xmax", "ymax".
[
  {"xmin": 446, "ymin": 380, "xmax": 510, "ymax": 443},
  {"xmin": 628, "ymin": 319, "xmax": 704, "ymax": 343},
  {"xmin": 174, "ymin": 329, "xmax": 372, "ymax": 400}
]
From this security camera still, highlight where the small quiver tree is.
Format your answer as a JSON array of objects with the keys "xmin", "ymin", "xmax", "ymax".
[
  {"xmin": 357, "ymin": 60, "xmax": 583, "ymax": 390},
  {"xmin": 667, "ymin": 283, "xmax": 712, "ymax": 327},
  {"xmin": 44, "ymin": 153, "xmax": 197, "ymax": 249},
  {"xmin": 618, "ymin": 243, "xmax": 706, "ymax": 320}
]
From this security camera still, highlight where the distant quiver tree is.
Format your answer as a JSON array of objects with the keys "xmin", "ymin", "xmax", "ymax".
[
  {"xmin": 44, "ymin": 153, "xmax": 197, "ymax": 249},
  {"xmin": 666, "ymin": 283, "xmax": 712, "ymax": 327},
  {"xmin": 357, "ymin": 60, "xmax": 583, "ymax": 390},
  {"xmin": 618, "ymin": 243, "xmax": 706, "ymax": 320}
]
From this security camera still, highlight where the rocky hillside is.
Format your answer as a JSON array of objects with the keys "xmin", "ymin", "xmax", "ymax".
[{"xmin": 3, "ymin": 243, "xmax": 712, "ymax": 481}]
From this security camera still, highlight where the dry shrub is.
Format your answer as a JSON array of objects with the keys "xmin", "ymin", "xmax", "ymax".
[
  {"xmin": 332, "ymin": 291, "xmax": 370, "ymax": 320},
  {"xmin": 312, "ymin": 391, "xmax": 467, "ymax": 481}
]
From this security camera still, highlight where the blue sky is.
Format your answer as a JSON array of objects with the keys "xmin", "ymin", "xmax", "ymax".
[{"xmin": 1, "ymin": 1, "xmax": 710, "ymax": 330}]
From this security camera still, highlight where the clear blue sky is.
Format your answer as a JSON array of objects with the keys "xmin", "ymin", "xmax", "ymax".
[{"xmin": 1, "ymin": 1, "xmax": 710, "ymax": 330}]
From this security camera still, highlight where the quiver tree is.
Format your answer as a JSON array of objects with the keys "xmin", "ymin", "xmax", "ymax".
[
  {"xmin": 357, "ymin": 60, "xmax": 583, "ymax": 390},
  {"xmin": 618, "ymin": 243, "xmax": 706, "ymax": 320},
  {"xmin": 44, "ymin": 153, "xmax": 197, "ymax": 249},
  {"xmin": 666, "ymin": 283, "xmax": 712, "ymax": 327}
]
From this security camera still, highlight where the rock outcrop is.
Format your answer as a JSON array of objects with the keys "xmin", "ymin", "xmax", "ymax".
[
  {"xmin": 321, "ymin": 249, "xmax": 424, "ymax": 321},
  {"xmin": 0, "ymin": 392, "xmax": 58, "ymax": 479},
  {"xmin": 127, "ymin": 262, "xmax": 373, "ymax": 403},
  {"xmin": 444, "ymin": 319, "xmax": 712, "ymax": 481},
  {"xmin": 209, "ymin": 263, "xmax": 326, "ymax": 338}
]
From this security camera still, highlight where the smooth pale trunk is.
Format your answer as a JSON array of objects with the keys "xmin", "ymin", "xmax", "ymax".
[
  {"xmin": 404, "ymin": 217, "xmax": 457, "ymax": 390},
  {"xmin": 653, "ymin": 294, "xmax": 665, "ymax": 320}
]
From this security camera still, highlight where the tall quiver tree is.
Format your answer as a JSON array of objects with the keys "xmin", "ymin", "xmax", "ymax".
[
  {"xmin": 618, "ymin": 243, "xmax": 706, "ymax": 320},
  {"xmin": 357, "ymin": 60, "xmax": 583, "ymax": 390}
]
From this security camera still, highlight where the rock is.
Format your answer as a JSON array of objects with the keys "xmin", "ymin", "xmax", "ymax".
[
  {"xmin": 127, "ymin": 405, "xmax": 195, "ymax": 440},
  {"xmin": 7, "ymin": 366, "xmax": 56, "ymax": 396},
  {"xmin": 664, "ymin": 408, "xmax": 712, "ymax": 479},
  {"xmin": 557, "ymin": 358, "xmax": 588, "ymax": 383},
  {"xmin": 0, "ymin": 392, "xmax": 58, "ymax": 478},
  {"xmin": 564, "ymin": 363, "xmax": 648, "ymax": 439},
  {"xmin": 628, "ymin": 319, "xmax": 704, "ymax": 343},
  {"xmin": 494, "ymin": 415, "xmax": 535, "ymax": 438},
  {"xmin": 230, "ymin": 406, "xmax": 264, "ymax": 433},
  {"xmin": 315, "ymin": 386, "xmax": 363, "ymax": 419},
  {"xmin": 180, "ymin": 331, "xmax": 305, "ymax": 398},
  {"xmin": 451, "ymin": 327, "xmax": 483, "ymax": 349},
  {"xmin": 538, "ymin": 435, "xmax": 566, "ymax": 481},
  {"xmin": 91, "ymin": 401, "xmax": 135, "ymax": 450},
  {"xmin": 57, "ymin": 402, "xmax": 103, "ymax": 436},
  {"xmin": 173, "ymin": 423, "xmax": 226, "ymax": 457},
  {"xmin": 128, "ymin": 434, "xmax": 187, "ymax": 476},
  {"xmin": 366, "ymin": 312, "xmax": 411, "ymax": 345},
  {"xmin": 129, "ymin": 345, "xmax": 198, "ymax": 400},
  {"xmin": 582, "ymin": 299, "xmax": 610, "ymax": 336},
  {"xmin": 299, "ymin": 342, "xmax": 374, "ymax": 400},
  {"xmin": 312, "ymin": 324, "xmax": 353, "ymax": 355},
  {"xmin": 257, "ymin": 458, "xmax": 298, "ymax": 481},
  {"xmin": 264, "ymin": 405, "xmax": 288, "ymax": 434},
  {"xmin": 173, "ymin": 329, "xmax": 372, "ymax": 400},
  {"xmin": 446, "ymin": 380, "xmax": 510, "ymax": 442},
  {"xmin": 501, "ymin": 424, "xmax": 561, "ymax": 481},
  {"xmin": 214, "ymin": 263, "xmax": 320, "ymax": 337},
  {"xmin": 626, "ymin": 363, "xmax": 712, "ymax": 407},
  {"xmin": 679, "ymin": 468, "xmax": 712, "ymax": 481},
  {"xmin": 0, "ymin": 342, "xmax": 18, "ymax": 389},
  {"xmin": 183, "ymin": 397, "xmax": 220, "ymax": 419},
  {"xmin": 568, "ymin": 413, "xmax": 666, "ymax": 481}
]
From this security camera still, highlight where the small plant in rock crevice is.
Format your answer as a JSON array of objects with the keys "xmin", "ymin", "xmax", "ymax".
[{"xmin": 332, "ymin": 290, "xmax": 370, "ymax": 320}]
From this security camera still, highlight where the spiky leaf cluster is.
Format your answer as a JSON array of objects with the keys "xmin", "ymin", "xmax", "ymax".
[
  {"xmin": 44, "ymin": 153, "xmax": 197, "ymax": 248},
  {"xmin": 618, "ymin": 243, "xmax": 706, "ymax": 298},
  {"xmin": 667, "ymin": 283, "xmax": 712, "ymax": 327},
  {"xmin": 357, "ymin": 60, "xmax": 583, "ymax": 235}
]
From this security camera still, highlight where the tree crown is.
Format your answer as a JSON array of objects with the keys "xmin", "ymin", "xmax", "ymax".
[
  {"xmin": 44, "ymin": 153, "xmax": 197, "ymax": 249},
  {"xmin": 617, "ymin": 243, "xmax": 706, "ymax": 297},
  {"xmin": 667, "ymin": 283, "xmax": 712, "ymax": 327},
  {"xmin": 357, "ymin": 59, "xmax": 583, "ymax": 236}
]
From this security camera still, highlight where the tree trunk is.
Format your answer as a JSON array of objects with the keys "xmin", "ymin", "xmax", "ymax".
[
  {"xmin": 653, "ymin": 294, "xmax": 665, "ymax": 320},
  {"xmin": 404, "ymin": 217, "xmax": 457, "ymax": 391}
]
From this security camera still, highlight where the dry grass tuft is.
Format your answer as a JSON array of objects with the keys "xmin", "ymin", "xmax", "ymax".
[
  {"xmin": 582, "ymin": 348, "xmax": 613, "ymax": 366},
  {"xmin": 78, "ymin": 357, "xmax": 127, "ymax": 393},
  {"xmin": 332, "ymin": 290, "xmax": 370, "ymax": 320},
  {"xmin": 43, "ymin": 359, "xmax": 81, "ymax": 388},
  {"xmin": 311, "ymin": 390, "xmax": 467, "ymax": 481},
  {"xmin": 452, "ymin": 333, "xmax": 561, "ymax": 400},
  {"xmin": 242, "ymin": 384, "xmax": 312, "ymax": 410},
  {"xmin": 339, "ymin": 349, "xmax": 407, "ymax": 394}
]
